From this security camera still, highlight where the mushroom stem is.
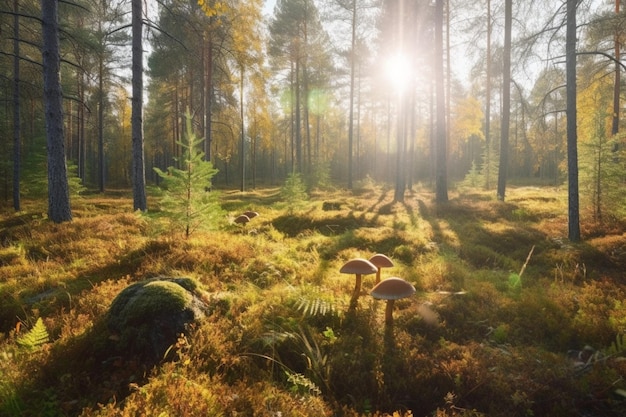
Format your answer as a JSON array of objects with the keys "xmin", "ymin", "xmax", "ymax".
[
  {"xmin": 384, "ymin": 299, "xmax": 396, "ymax": 325},
  {"xmin": 375, "ymin": 269, "xmax": 382, "ymax": 284},
  {"xmin": 351, "ymin": 273, "xmax": 363, "ymax": 303}
]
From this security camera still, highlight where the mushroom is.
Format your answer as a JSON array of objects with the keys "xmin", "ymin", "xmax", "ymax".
[
  {"xmin": 340, "ymin": 258, "xmax": 378, "ymax": 307},
  {"xmin": 370, "ymin": 277, "xmax": 416, "ymax": 326},
  {"xmin": 243, "ymin": 210, "xmax": 259, "ymax": 219},
  {"xmin": 368, "ymin": 253, "xmax": 394, "ymax": 284},
  {"xmin": 234, "ymin": 214, "xmax": 251, "ymax": 225}
]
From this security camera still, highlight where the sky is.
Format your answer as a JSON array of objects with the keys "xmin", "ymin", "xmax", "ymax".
[{"xmin": 263, "ymin": 0, "xmax": 276, "ymax": 16}]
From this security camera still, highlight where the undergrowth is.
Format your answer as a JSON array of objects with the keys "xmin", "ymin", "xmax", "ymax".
[{"xmin": 0, "ymin": 185, "xmax": 625, "ymax": 416}]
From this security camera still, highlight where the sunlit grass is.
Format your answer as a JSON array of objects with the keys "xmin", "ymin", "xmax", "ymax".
[{"xmin": 1, "ymin": 185, "xmax": 625, "ymax": 416}]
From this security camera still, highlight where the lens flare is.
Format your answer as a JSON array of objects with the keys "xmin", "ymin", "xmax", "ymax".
[{"xmin": 385, "ymin": 53, "xmax": 411, "ymax": 95}]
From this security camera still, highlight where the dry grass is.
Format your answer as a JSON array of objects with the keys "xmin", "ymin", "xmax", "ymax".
[{"xmin": 1, "ymin": 185, "xmax": 625, "ymax": 416}]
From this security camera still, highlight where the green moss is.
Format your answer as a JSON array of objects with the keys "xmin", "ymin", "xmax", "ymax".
[
  {"xmin": 108, "ymin": 278, "xmax": 196, "ymax": 328},
  {"xmin": 141, "ymin": 281, "xmax": 191, "ymax": 312}
]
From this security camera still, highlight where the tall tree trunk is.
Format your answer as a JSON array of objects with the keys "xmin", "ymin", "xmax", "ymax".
[
  {"xmin": 497, "ymin": 0, "xmax": 511, "ymax": 201},
  {"xmin": 347, "ymin": 0, "xmax": 356, "ymax": 189},
  {"xmin": 290, "ymin": 61, "xmax": 295, "ymax": 173},
  {"xmin": 304, "ymin": 67, "xmax": 312, "ymax": 176},
  {"xmin": 612, "ymin": 0, "xmax": 621, "ymax": 137},
  {"xmin": 356, "ymin": 64, "xmax": 361, "ymax": 180},
  {"xmin": 485, "ymin": 0, "xmax": 492, "ymax": 189},
  {"xmin": 445, "ymin": 0, "xmax": 451, "ymax": 174},
  {"xmin": 77, "ymin": 72, "xmax": 84, "ymax": 181},
  {"xmin": 435, "ymin": 0, "xmax": 448, "ymax": 203},
  {"xmin": 303, "ymin": 6, "xmax": 312, "ymax": 177},
  {"xmin": 394, "ymin": 93, "xmax": 407, "ymax": 202},
  {"xmin": 42, "ymin": 0, "xmax": 72, "ymax": 223},
  {"xmin": 204, "ymin": 34, "xmax": 213, "ymax": 162},
  {"xmin": 252, "ymin": 118, "xmax": 257, "ymax": 189},
  {"xmin": 566, "ymin": 0, "xmax": 581, "ymax": 241},
  {"xmin": 98, "ymin": 55, "xmax": 105, "ymax": 192},
  {"xmin": 240, "ymin": 65, "xmax": 245, "ymax": 192},
  {"xmin": 13, "ymin": 0, "xmax": 20, "ymax": 211},
  {"xmin": 294, "ymin": 58, "xmax": 302, "ymax": 173},
  {"xmin": 132, "ymin": 0, "xmax": 147, "ymax": 211}
]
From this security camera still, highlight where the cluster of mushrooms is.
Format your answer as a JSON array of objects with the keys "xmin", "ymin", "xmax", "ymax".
[
  {"xmin": 233, "ymin": 210, "xmax": 259, "ymax": 226},
  {"xmin": 340, "ymin": 254, "xmax": 416, "ymax": 326}
]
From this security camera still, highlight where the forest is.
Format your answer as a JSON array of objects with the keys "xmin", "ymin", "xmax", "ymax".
[{"xmin": 1, "ymin": 0, "xmax": 626, "ymax": 416}]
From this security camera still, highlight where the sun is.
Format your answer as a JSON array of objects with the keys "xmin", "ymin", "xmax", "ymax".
[{"xmin": 385, "ymin": 53, "xmax": 412, "ymax": 95}]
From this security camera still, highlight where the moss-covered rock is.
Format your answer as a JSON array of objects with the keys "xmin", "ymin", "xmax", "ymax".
[{"xmin": 107, "ymin": 277, "xmax": 207, "ymax": 361}]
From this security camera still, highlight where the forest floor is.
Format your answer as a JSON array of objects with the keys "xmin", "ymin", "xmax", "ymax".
[{"xmin": 0, "ymin": 183, "xmax": 625, "ymax": 416}]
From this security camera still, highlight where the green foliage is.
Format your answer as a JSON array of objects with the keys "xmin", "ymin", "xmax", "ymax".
[
  {"xmin": 296, "ymin": 295, "xmax": 341, "ymax": 317},
  {"xmin": 609, "ymin": 300, "xmax": 626, "ymax": 334},
  {"xmin": 18, "ymin": 134, "xmax": 48, "ymax": 198},
  {"xmin": 67, "ymin": 160, "xmax": 87, "ymax": 198},
  {"xmin": 578, "ymin": 104, "xmax": 626, "ymax": 224},
  {"xmin": 280, "ymin": 172, "xmax": 308, "ymax": 213},
  {"xmin": 606, "ymin": 333, "xmax": 625, "ymax": 356},
  {"xmin": 153, "ymin": 112, "xmax": 224, "ymax": 237},
  {"xmin": 460, "ymin": 141, "xmax": 500, "ymax": 191},
  {"xmin": 491, "ymin": 324, "xmax": 510, "ymax": 344},
  {"xmin": 109, "ymin": 280, "xmax": 194, "ymax": 324},
  {"xmin": 309, "ymin": 160, "xmax": 332, "ymax": 190},
  {"xmin": 2, "ymin": 186, "xmax": 626, "ymax": 416},
  {"xmin": 15, "ymin": 133, "xmax": 84, "ymax": 200},
  {"xmin": 16, "ymin": 318, "xmax": 49, "ymax": 351},
  {"xmin": 507, "ymin": 273, "xmax": 522, "ymax": 296},
  {"xmin": 285, "ymin": 371, "xmax": 322, "ymax": 395},
  {"xmin": 0, "ymin": 379, "xmax": 23, "ymax": 416},
  {"xmin": 460, "ymin": 160, "xmax": 482, "ymax": 188}
]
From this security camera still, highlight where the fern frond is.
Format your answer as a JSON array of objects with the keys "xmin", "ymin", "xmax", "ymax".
[
  {"xmin": 259, "ymin": 330, "xmax": 294, "ymax": 347},
  {"xmin": 296, "ymin": 296, "xmax": 339, "ymax": 317},
  {"xmin": 285, "ymin": 371, "xmax": 321, "ymax": 395},
  {"xmin": 16, "ymin": 318, "xmax": 49, "ymax": 351}
]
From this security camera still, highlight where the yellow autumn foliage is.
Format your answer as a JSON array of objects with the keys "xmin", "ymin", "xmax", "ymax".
[{"xmin": 197, "ymin": 0, "xmax": 227, "ymax": 17}]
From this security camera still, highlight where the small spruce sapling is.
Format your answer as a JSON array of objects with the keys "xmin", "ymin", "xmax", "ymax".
[
  {"xmin": 154, "ymin": 112, "xmax": 224, "ymax": 237},
  {"xmin": 280, "ymin": 172, "xmax": 308, "ymax": 213}
]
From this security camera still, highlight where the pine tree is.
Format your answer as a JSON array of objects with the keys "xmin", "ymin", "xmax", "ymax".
[{"xmin": 154, "ymin": 112, "xmax": 223, "ymax": 238}]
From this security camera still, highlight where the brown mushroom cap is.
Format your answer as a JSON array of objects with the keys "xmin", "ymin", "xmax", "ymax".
[
  {"xmin": 234, "ymin": 214, "xmax": 251, "ymax": 224},
  {"xmin": 370, "ymin": 277, "xmax": 416, "ymax": 300},
  {"xmin": 369, "ymin": 254, "xmax": 394, "ymax": 283},
  {"xmin": 339, "ymin": 258, "xmax": 378, "ymax": 275},
  {"xmin": 243, "ymin": 211, "xmax": 259, "ymax": 219},
  {"xmin": 369, "ymin": 253, "xmax": 394, "ymax": 269}
]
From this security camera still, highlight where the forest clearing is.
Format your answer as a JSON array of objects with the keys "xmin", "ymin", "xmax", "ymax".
[
  {"xmin": 1, "ymin": 184, "xmax": 625, "ymax": 416},
  {"xmin": 3, "ymin": 0, "xmax": 626, "ymax": 415}
]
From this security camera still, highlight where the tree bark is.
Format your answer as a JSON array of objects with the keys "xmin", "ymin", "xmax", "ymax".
[
  {"xmin": 240, "ymin": 65, "xmax": 246, "ymax": 192},
  {"xmin": 13, "ymin": 0, "xmax": 21, "ymax": 211},
  {"xmin": 294, "ymin": 58, "xmax": 302, "ymax": 173},
  {"xmin": 204, "ymin": 33, "xmax": 213, "ymax": 162},
  {"xmin": 98, "ymin": 52, "xmax": 105, "ymax": 192},
  {"xmin": 435, "ymin": 0, "xmax": 448, "ymax": 203},
  {"xmin": 347, "ymin": 0, "xmax": 356, "ymax": 189},
  {"xmin": 497, "ymin": 0, "xmax": 512, "ymax": 201},
  {"xmin": 612, "ymin": 0, "xmax": 621, "ymax": 136},
  {"xmin": 394, "ymin": 93, "xmax": 406, "ymax": 202},
  {"xmin": 485, "ymin": 0, "xmax": 492, "ymax": 189},
  {"xmin": 42, "ymin": 0, "xmax": 72, "ymax": 223},
  {"xmin": 132, "ymin": 0, "xmax": 147, "ymax": 211},
  {"xmin": 566, "ymin": 0, "xmax": 580, "ymax": 241}
]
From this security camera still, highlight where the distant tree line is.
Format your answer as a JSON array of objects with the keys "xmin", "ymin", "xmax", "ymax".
[{"xmin": 1, "ymin": 0, "xmax": 625, "ymax": 240}]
